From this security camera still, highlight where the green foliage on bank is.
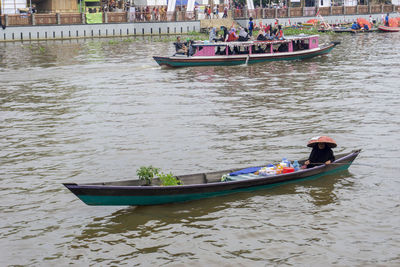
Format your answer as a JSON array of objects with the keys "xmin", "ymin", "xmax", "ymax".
[
  {"xmin": 22, "ymin": 44, "xmax": 47, "ymax": 53},
  {"xmin": 283, "ymin": 27, "xmax": 320, "ymax": 35}
]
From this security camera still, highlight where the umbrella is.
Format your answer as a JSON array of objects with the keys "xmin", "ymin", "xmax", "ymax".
[
  {"xmin": 388, "ymin": 17, "xmax": 398, "ymax": 27},
  {"xmin": 306, "ymin": 19, "xmax": 319, "ymax": 25},
  {"xmin": 356, "ymin": 18, "xmax": 371, "ymax": 29},
  {"xmin": 307, "ymin": 136, "xmax": 337, "ymax": 148}
]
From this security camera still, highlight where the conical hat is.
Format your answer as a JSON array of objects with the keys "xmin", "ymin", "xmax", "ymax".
[{"xmin": 307, "ymin": 136, "xmax": 337, "ymax": 148}]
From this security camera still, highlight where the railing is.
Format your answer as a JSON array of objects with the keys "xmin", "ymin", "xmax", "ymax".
[
  {"xmin": 346, "ymin": 6, "xmax": 357, "ymax": 14},
  {"xmin": 265, "ymin": 8, "xmax": 275, "ymax": 18},
  {"xmin": 4, "ymin": 14, "xmax": 31, "ymax": 25},
  {"xmin": 332, "ymin": 6, "xmax": 344, "ymax": 15},
  {"xmin": 319, "ymin": 7, "xmax": 330, "ymax": 16},
  {"xmin": 60, "ymin": 13, "xmax": 83, "ymax": 24},
  {"xmin": 233, "ymin": 5, "xmax": 399, "ymax": 19},
  {"xmin": 370, "ymin": 5, "xmax": 381, "ymax": 13},
  {"xmin": 107, "ymin": 12, "xmax": 127, "ymax": 23},
  {"xmin": 303, "ymin": 7, "xmax": 316, "ymax": 16},
  {"xmin": 383, "ymin": 4, "xmax": 393, "ymax": 12},
  {"xmin": 1, "ymin": 5, "xmax": 399, "ymax": 27},
  {"xmin": 35, "ymin": 14, "xmax": 57, "ymax": 25},
  {"xmin": 277, "ymin": 8, "xmax": 288, "ymax": 18},
  {"xmin": 289, "ymin": 7, "xmax": 302, "ymax": 17},
  {"xmin": 358, "ymin": 5, "xmax": 369, "ymax": 14}
]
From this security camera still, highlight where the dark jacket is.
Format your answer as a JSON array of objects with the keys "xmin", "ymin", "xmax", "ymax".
[{"xmin": 307, "ymin": 146, "xmax": 335, "ymax": 168}]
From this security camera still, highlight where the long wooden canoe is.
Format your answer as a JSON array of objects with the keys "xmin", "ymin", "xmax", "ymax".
[
  {"xmin": 318, "ymin": 28, "xmax": 377, "ymax": 33},
  {"xmin": 64, "ymin": 149, "xmax": 361, "ymax": 206},
  {"xmin": 378, "ymin": 25, "xmax": 400, "ymax": 32}
]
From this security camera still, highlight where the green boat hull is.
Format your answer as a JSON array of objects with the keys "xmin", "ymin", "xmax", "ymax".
[{"xmin": 73, "ymin": 163, "xmax": 351, "ymax": 206}]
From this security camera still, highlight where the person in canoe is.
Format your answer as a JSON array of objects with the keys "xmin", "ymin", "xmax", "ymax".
[
  {"xmin": 304, "ymin": 136, "xmax": 336, "ymax": 169},
  {"xmin": 351, "ymin": 21, "xmax": 361, "ymax": 30},
  {"xmin": 174, "ymin": 36, "xmax": 187, "ymax": 54},
  {"xmin": 385, "ymin": 13, "xmax": 389, "ymax": 27}
]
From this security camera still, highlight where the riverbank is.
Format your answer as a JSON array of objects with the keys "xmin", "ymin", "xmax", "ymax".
[
  {"xmin": 1, "ymin": 12, "xmax": 398, "ymax": 42},
  {"xmin": 0, "ymin": 21, "xmax": 200, "ymax": 42}
]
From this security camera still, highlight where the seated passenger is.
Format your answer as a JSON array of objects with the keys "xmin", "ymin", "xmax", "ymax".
[
  {"xmin": 303, "ymin": 136, "xmax": 336, "ymax": 169},
  {"xmin": 257, "ymin": 29, "xmax": 267, "ymax": 41},
  {"xmin": 256, "ymin": 45, "xmax": 265, "ymax": 53},
  {"xmin": 238, "ymin": 28, "xmax": 250, "ymax": 41},
  {"xmin": 264, "ymin": 26, "xmax": 273, "ymax": 40},
  {"xmin": 227, "ymin": 28, "xmax": 238, "ymax": 42},
  {"xmin": 187, "ymin": 40, "xmax": 195, "ymax": 56},
  {"xmin": 274, "ymin": 25, "xmax": 284, "ymax": 40},
  {"xmin": 209, "ymin": 27, "xmax": 217, "ymax": 42},
  {"xmin": 277, "ymin": 43, "xmax": 288, "ymax": 52},
  {"xmin": 216, "ymin": 26, "xmax": 229, "ymax": 42},
  {"xmin": 351, "ymin": 21, "xmax": 361, "ymax": 30},
  {"xmin": 363, "ymin": 24, "xmax": 369, "ymax": 30},
  {"xmin": 174, "ymin": 36, "xmax": 187, "ymax": 54},
  {"xmin": 265, "ymin": 24, "xmax": 271, "ymax": 33}
]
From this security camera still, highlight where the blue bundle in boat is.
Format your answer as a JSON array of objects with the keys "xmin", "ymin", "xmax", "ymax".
[{"xmin": 229, "ymin": 167, "xmax": 262, "ymax": 176}]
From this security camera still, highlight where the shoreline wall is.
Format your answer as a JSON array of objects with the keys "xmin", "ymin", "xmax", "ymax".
[
  {"xmin": 0, "ymin": 12, "xmax": 397, "ymax": 42},
  {"xmin": 235, "ymin": 13, "xmax": 393, "ymax": 28},
  {"xmin": 0, "ymin": 21, "xmax": 200, "ymax": 42}
]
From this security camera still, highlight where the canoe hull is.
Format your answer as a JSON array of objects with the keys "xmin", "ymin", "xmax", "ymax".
[
  {"xmin": 378, "ymin": 25, "xmax": 400, "ymax": 32},
  {"xmin": 64, "ymin": 150, "xmax": 360, "ymax": 206},
  {"xmin": 153, "ymin": 42, "xmax": 338, "ymax": 68},
  {"xmin": 319, "ymin": 28, "xmax": 377, "ymax": 33}
]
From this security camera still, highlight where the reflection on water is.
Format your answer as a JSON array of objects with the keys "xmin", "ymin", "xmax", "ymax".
[{"xmin": 0, "ymin": 33, "xmax": 400, "ymax": 265}]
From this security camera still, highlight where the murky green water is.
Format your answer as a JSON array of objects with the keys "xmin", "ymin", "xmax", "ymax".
[{"xmin": 1, "ymin": 33, "xmax": 400, "ymax": 266}]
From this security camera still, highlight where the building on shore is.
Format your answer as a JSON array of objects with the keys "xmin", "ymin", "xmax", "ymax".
[
  {"xmin": 0, "ymin": 0, "xmax": 78, "ymax": 14},
  {"xmin": 0, "ymin": 0, "xmax": 400, "ymax": 15},
  {"xmin": 1, "ymin": 0, "xmax": 26, "ymax": 14}
]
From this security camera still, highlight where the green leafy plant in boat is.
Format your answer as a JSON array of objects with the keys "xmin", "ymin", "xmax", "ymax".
[
  {"xmin": 136, "ymin": 166, "xmax": 159, "ymax": 185},
  {"xmin": 158, "ymin": 172, "xmax": 183, "ymax": 186}
]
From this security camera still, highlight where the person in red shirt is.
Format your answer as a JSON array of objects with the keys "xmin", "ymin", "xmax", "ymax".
[
  {"xmin": 275, "ymin": 25, "xmax": 284, "ymax": 40},
  {"xmin": 227, "ymin": 28, "xmax": 238, "ymax": 42}
]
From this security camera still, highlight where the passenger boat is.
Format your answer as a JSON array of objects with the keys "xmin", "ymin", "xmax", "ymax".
[
  {"xmin": 153, "ymin": 34, "xmax": 340, "ymax": 68},
  {"xmin": 378, "ymin": 25, "xmax": 400, "ymax": 32},
  {"xmin": 63, "ymin": 149, "xmax": 361, "ymax": 206}
]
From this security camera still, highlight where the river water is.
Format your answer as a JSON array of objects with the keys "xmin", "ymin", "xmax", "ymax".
[{"xmin": 1, "ymin": 33, "xmax": 399, "ymax": 266}]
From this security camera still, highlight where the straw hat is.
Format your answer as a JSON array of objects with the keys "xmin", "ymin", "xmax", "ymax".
[{"xmin": 307, "ymin": 136, "xmax": 337, "ymax": 148}]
